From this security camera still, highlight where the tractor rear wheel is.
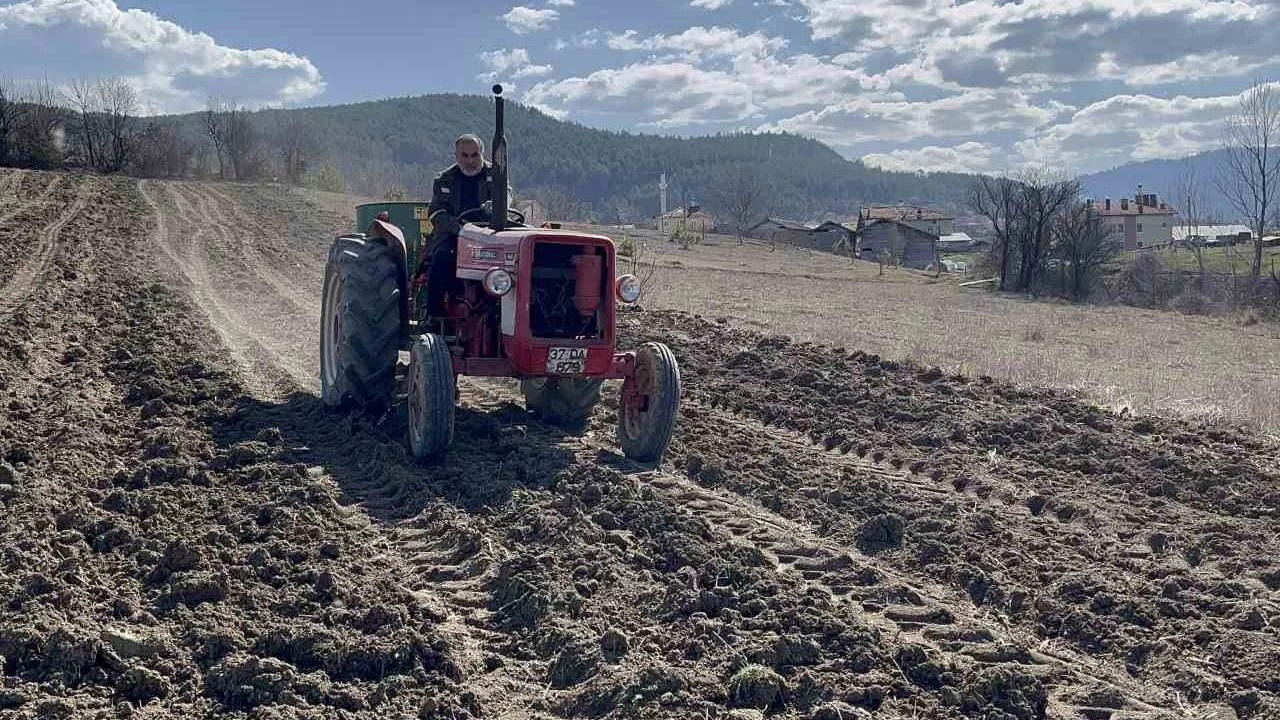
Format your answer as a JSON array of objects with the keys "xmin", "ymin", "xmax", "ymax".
[
  {"xmin": 407, "ymin": 333, "xmax": 455, "ymax": 459},
  {"xmin": 619, "ymin": 342, "xmax": 681, "ymax": 463},
  {"xmin": 522, "ymin": 377, "xmax": 602, "ymax": 429},
  {"xmin": 320, "ymin": 235, "xmax": 402, "ymax": 410}
]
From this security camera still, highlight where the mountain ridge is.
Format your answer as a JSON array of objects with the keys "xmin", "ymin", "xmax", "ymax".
[{"xmin": 160, "ymin": 93, "xmax": 979, "ymax": 222}]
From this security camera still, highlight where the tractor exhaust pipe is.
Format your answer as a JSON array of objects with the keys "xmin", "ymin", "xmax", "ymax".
[{"xmin": 491, "ymin": 84, "xmax": 508, "ymax": 233}]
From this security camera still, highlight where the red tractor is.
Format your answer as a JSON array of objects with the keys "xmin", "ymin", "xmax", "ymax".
[{"xmin": 319, "ymin": 85, "xmax": 680, "ymax": 462}]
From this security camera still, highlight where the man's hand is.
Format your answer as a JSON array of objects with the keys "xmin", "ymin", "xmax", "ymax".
[{"xmin": 430, "ymin": 209, "xmax": 461, "ymax": 236}]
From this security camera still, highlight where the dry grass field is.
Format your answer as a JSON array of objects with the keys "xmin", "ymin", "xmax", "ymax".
[{"xmin": 582, "ymin": 224, "xmax": 1280, "ymax": 435}]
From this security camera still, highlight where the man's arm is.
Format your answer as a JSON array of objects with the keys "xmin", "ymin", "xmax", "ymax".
[{"xmin": 428, "ymin": 172, "xmax": 460, "ymax": 235}]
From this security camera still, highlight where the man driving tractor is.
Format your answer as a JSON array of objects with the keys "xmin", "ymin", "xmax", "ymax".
[{"xmin": 425, "ymin": 133, "xmax": 502, "ymax": 316}]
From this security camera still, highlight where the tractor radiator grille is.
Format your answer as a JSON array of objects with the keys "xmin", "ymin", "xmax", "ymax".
[{"xmin": 530, "ymin": 242, "xmax": 603, "ymax": 339}]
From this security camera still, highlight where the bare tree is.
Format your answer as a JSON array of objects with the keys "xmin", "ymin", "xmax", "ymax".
[
  {"xmin": 1053, "ymin": 201, "xmax": 1122, "ymax": 301},
  {"xmin": 224, "ymin": 105, "xmax": 260, "ymax": 180},
  {"xmin": 535, "ymin": 186, "xmax": 582, "ymax": 222},
  {"xmin": 100, "ymin": 77, "xmax": 137, "ymax": 172},
  {"xmin": 1216, "ymin": 79, "xmax": 1280, "ymax": 287},
  {"xmin": 205, "ymin": 99, "xmax": 262, "ymax": 181},
  {"xmin": 0, "ymin": 77, "xmax": 27, "ymax": 166},
  {"xmin": 1013, "ymin": 167, "xmax": 1080, "ymax": 293},
  {"xmin": 621, "ymin": 235, "xmax": 660, "ymax": 297},
  {"xmin": 205, "ymin": 99, "xmax": 228, "ymax": 179},
  {"xmin": 131, "ymin": 120, "xmax": 194, "ymax": 178},
  {"xmin": 967, "ymin": 174, "xmax": 1021, "ymax": 290},
  {"xmin": 15, "ymin": 79, "xmax": 64, "ymax": 169},
  {"xmin": 67, "ymin": 78, "xmax": 105, "ymax": 170},
  {"xmin": 1171, "ymin": 161, "xmax": 1211, "ymax": 287},
  {"xmin": 275, "ymin": 112, "xmax": 315, "ymax": 185},
  {"xmin": 715, "ymin": 166, "xmax": 765, "ymax": 244}
]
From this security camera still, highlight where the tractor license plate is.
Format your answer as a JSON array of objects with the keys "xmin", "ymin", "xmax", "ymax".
[{"xmin": 547, "ymin": 347, "xmax": 587, "ymax": 375}]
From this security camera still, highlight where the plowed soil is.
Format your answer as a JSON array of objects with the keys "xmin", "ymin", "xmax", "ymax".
[{"xmin": 1, "ymin": 169, "xmax": 1276, "ymax": 720}]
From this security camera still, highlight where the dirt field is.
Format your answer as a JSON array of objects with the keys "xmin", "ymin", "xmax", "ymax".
[
  {"xmin": 586, "ymin": 226, "xmax": 1280, "ymax": 435},
  {"xmin": 1, "ymin": 169, "xmax": 1277, "ymax": 720}
]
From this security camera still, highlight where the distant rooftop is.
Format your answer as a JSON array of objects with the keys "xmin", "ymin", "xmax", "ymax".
[
  {"xmin": 865, "ymin": 204, "xmax": 953, "ymax": 221},
  {"xmin": 751, "ymin": 216, "xmax": 813, "ymax": 231},
  {"xmin": 1172, "ymin": 224, "xmax": 1251, "ymax": 241}
]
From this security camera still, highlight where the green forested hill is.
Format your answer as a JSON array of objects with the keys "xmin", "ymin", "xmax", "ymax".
[{"xmin": 168, "ymin": 93, "xmax": 977, "ymax": 222}]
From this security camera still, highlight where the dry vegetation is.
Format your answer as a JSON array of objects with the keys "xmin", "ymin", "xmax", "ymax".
[{"xmin": 580, "ymin": 224, "xmax": 1280, "ymax": 435}]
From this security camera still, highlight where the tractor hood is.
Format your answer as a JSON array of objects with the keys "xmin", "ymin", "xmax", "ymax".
[{"xmin": 455, "ymin": 224, "xmax": 613, "ymax": 280}]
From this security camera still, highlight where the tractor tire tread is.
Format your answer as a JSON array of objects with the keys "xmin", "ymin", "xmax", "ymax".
[
  {"xmin": 619, "ymin": 341, "xmax": 680, "ymax": 463},
  {"xmin": 320, "ymin": 235, "xmax": 402, "ymax": 410},
  {"xmin": 408, "ymin": 333, "xmax": 455, "ymax": 458}
]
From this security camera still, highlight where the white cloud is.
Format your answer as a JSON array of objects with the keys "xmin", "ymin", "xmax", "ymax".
[
  {"xmin": 799, "ymin": 0, "xmax": 1278, "ymax": 89},
  {"xmin": 606, "ymin": 26, "xmax": 787, "ymax": 61},
  {"xmin": 691, "ymin": 0, "xmax": 733, "ymax": 8},
  {"xmin": 862, "ymin": 142, "xmax": 1000, "ymax": 174},
  {"xmin": 1013, "ymin": 87, "xmax": 1277, "ymax": 173},
  {"xmin": 525, "ymin": 62, "xmax": 756, "ymax": 127},
  {"xmin": 477, "ymin": 48, "xmax": 553, "ymax": 82},
  {"xmin": 526, "ymin": 49, "xmax": 899, "ymax": 128},
  {"xmin": 0, "ymin": 0, "xmax": 323, "ymax": 113},
  {"xmin": 503, "ymin": 6, "xmax": 560, "ymax": 34},
  {"xmin": 552, "ymin": 28, "xmax": 600, "ymax": 51},
  {"xmin": 547, "ymin": 0, "xmax": 575, "ymax": 5},
  {"xmin": 760, "ymin": 90, "xmax": 1063, "ymax": 145}
]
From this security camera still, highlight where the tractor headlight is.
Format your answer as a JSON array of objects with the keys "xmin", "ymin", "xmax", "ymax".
[
  {"xmin": 483, "ymin": 268, "xmax": 513, "ymax": 297},
  {"xmin": 615, "ymin": 274, "xmax": 642, "ymax": 303}
]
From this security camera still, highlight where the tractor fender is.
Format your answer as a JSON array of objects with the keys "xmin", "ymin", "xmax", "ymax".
[{"xmin": 365, "ymin": 219, "xmax": 411, "ymax": 345}]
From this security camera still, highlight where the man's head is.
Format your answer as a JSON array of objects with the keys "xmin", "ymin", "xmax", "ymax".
[{"xmin": 455, "ymin": 134, "xmax": 485, "ymax": 177}]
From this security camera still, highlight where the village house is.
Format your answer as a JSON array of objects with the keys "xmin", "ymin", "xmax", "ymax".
[
  {"xmin": 855, "ymin": 211, "xmax": 940, "ymax": 269},
  {"xmin": 864, "ymin": 204, "xmax": 955, "ymax": 236},
  {"xmin": 811, "ymin": 221, "xmax": 855, "ymax": 252},
  {"xmin": 936, "ymin": 232, "xmax": 974, "ymax": 252},
  {"xmin": 659, "ymin": 208, "xmax": 715, "ymax": 233},
  {"xmin": 1095, "ymin": 185, "xmax": 1176, "ymax": 250},
  {"xmin": 747, "ymin": 217, "xmax": 816, "ymax": 247}
]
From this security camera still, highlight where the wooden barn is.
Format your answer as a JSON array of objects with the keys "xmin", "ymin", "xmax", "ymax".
[
  {"xmin": 856, "ymin": 217, "xmax": 939, "ymax": 269},
  {"xmin": 812, "ymin": 221, "xmax": 856, "ymax": 253},
  {"xmin": 747, "ymin": 217, "xmax": 814, "ymax": 247}
]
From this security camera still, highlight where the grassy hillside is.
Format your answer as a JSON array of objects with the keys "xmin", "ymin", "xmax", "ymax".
[{"xmin": 166, "ymin": 94, "xmax": 977, "ymax": 222}]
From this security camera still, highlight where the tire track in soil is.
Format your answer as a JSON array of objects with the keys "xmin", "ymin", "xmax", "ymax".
[
  {"xmin": 139, "ymin": 180, "xmax": 313, "ymax": 400},
  {"xmin": 233, "ymin": 384, "xmax": 571, "ymax": 717},
  {"xmin": 200, "ymin": 184, "xmax": 320, "ymax": 323},
  {"xmin": 181, "ymin": 184, "xmax": 320, "ymax": 390},
  {"xmin": 464, "ymin": 378, "xmax": 1180, "ymax": 719},
  {"xmin": 0, "ymin": 173, "xmax": 62, "ymax": 227},
  {"xmin": 0, "ymin": 175, "xmax": 93, "ymax": 315},
  {"xmin": 654, "ymin": 400, "xmax": 1188, "ymax": 719}
]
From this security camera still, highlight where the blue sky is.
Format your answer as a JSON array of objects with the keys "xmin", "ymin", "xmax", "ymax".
[{"xmin": 1, "ymin": 0, "xmax": 1277, "ymax": 175}]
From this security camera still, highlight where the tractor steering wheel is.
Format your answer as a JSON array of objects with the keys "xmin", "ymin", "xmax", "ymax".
[{"xmin": 457, "ymin": 206, "xmax": 526, "ymax": 227}]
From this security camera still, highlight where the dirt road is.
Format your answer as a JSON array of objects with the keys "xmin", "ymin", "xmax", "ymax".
[{"xmin": 0, "ymin": 169, "xmax": 1276, "ymax": 719}]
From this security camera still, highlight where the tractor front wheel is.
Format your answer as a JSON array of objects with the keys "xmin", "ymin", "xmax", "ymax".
[
  {"xmin": 522, "ymin": 377, "xmax": 602, "ymax": 430},
  {"xmin": 619, "ymin": 342, "xmax": 680, "ymax": 463},
  {"xmin": 407, "ymin": 333, "xmax": 455, "ymax": 459}
]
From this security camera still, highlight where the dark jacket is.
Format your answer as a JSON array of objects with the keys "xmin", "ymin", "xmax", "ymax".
[{"xmin": 428, "ymin": 162, "xmax": 500, "ymax": 224}]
